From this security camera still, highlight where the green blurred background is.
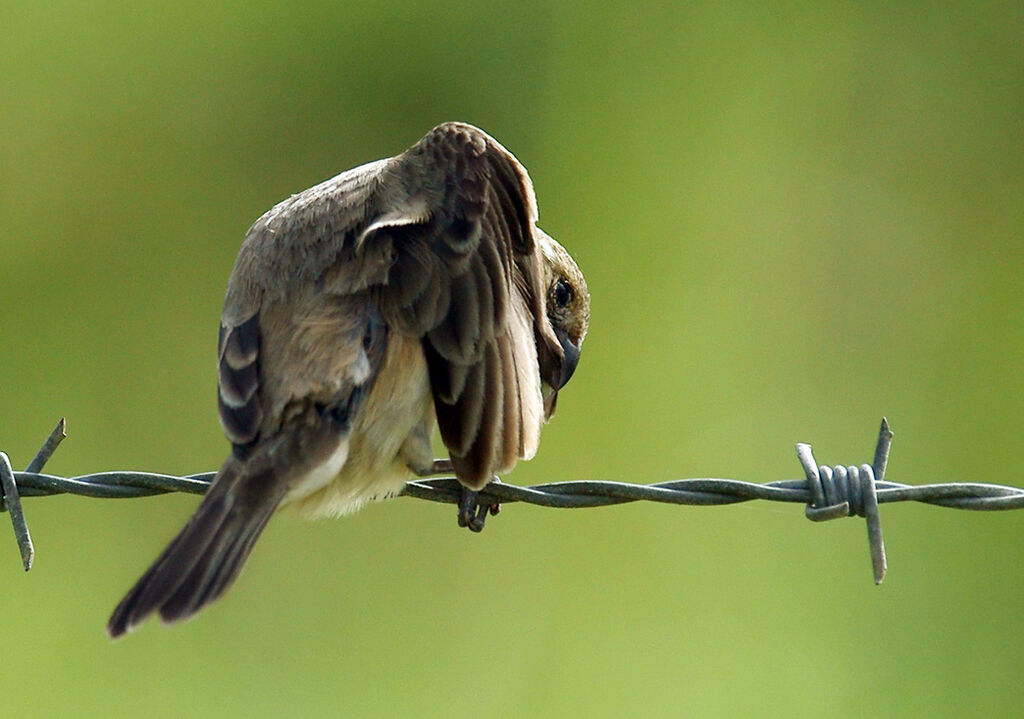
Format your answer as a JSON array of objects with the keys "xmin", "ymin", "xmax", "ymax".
[{"xmin": 2, "ymin": 1, "xmax": 1023, "ymax": 716}]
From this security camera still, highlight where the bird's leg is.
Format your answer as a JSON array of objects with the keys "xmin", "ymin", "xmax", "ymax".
[
  {"xmin": 401, "ymin": 422, "xmax": 449, "ymax": 477},
  {"xmin": 457, "ymin": 478, "xmax": 501, "ymax": 533}
]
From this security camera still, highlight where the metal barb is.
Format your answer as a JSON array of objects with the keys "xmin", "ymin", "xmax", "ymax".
[
  {"xmin": 25, "ymin": 418, "xmax": 67, "ymax": 474},
  {"xmin": 868, "ymin": 418, "xmax": 894, "ymax": 584},
  {"xmin": 0, "ymin": 452, "xmax": 34, "ymax": 571},
  {"xmin": 0, "ymin": 420, "xmax": 68, "ymax": 570},
  {"xmin": 795, "ymin": 422, "xmax": 889, "ymax": 585}
]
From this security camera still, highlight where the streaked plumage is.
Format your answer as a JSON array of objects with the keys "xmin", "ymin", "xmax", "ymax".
[{"xmin": 108, "ymin": 122, "xmax": 589, "ymax": 637}]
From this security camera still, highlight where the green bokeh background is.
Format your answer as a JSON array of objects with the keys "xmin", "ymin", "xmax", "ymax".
[{"xmin": 3, "ymin": 2, "xmax": 1023, "ymax": 716}]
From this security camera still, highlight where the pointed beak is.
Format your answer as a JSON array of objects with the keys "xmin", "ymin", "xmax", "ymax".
[{"xmin": 553, "ymin": 327, "xmax": 581, "ymax": 390}]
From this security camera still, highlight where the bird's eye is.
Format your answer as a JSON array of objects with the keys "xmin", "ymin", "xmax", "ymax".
[{"xmin": 553, "ymin": 279, "xmax": 573, "ymax": 309}]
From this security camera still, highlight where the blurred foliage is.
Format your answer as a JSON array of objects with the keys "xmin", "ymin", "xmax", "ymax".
[{"xmin": 2, "ymin": 1, "xmax": 1023, "ymax": 717}]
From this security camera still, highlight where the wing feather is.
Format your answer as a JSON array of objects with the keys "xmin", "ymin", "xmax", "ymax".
[
  {"xmin": 217, "ymin": 314, "xmax": 263, "ymax": 448},
  {"xmin": 449, "ymin": 341, "xmax": 502, "ymax": 488},
  {"xmin": 372, "ymin": 123, "xmax": 552, "ymax": 485}
]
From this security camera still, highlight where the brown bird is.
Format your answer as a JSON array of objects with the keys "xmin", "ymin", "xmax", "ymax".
[{"xmin": 107, "ymin": 122, "xmax": 590, "ymax": 637}]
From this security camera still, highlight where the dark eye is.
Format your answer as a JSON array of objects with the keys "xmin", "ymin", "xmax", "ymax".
[{"xmin": 553, "ymin": 279, "xmax": 573, "ymax": 309}]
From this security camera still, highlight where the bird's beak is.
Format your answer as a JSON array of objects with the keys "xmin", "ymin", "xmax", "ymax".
[
  {"xmin": 542, "ymin": 328, "xmax": 581, "ymax": 418},
  {"xmin": 553, "ymin": 327, "xmax": 581, "ymax": 390}
]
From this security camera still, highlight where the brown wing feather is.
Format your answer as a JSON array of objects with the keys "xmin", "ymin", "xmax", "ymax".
[
  {"xmin": 370, "ymin": 122, "xmax": 553, "ymax": 487},
  {"xmin": 449, "ymin": 341, "xmax": 503, "ymax": 487},
  {"xmin": 430, "ymin": 343, "xmax": 486, "ymax": 458},
  {"xmin": 217, "ymin": 314, "xmax": 263, "ymax": 449},
  {"xmin": 497, "ymin": 331, "xmax": 521, "ymax": 471}
]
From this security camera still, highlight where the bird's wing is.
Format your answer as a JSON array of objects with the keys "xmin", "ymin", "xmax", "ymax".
[{"xmin": 366, "ymin": 123, "xmax": 566, "ymax": 488}]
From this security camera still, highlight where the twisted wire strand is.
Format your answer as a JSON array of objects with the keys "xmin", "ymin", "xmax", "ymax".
[
  {"xmin": 3, "ymin": 417, "xmax": 1023, "ymax": 582},
  {"xmin": 14, "ymin": 469, "xmax": 1024, "ymax": 509}
]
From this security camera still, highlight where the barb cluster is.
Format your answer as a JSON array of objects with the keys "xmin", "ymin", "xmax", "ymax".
[{"xmin": 5, "ymin": 418, "xmax": 1024, "ymax": 583}]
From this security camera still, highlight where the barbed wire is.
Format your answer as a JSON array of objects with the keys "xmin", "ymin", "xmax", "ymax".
[{"xmin": 4, "ymin": 417, "xmax": 1024, "ymax": 584}]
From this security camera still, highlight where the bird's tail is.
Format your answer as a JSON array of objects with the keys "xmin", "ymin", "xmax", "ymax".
[{"xmin": 107, "ymin": 453, "xmax": 287, "ymax": 638}]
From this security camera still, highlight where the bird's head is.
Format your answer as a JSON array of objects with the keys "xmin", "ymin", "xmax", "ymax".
[{"xmin": 536, "ymin": 230, "xmax": 589, "ymax": 416}]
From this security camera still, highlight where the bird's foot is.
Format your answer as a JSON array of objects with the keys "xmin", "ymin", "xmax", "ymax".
[
  {"xmin": 457, "ymin": 480, "xmax": 501, "ymax": 533},
  {"xmin": 412, "ymin": 461, "xmax": 500, "ymax": 532}
]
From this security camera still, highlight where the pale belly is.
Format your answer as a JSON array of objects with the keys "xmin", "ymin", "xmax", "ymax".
[{"xmin": 285, "ymin": 334, "xmax": 434, "ymax": 519}]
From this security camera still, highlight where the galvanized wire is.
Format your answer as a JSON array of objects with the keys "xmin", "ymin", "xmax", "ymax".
[{"xmin": 4, "ymin": 417, "xmax": 1024, "ymax": 582}]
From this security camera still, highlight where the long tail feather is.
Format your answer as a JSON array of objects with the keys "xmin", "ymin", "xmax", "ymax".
[{"xmin": 107, "ymin": 455, "xmax": 286, "ymax": 638}]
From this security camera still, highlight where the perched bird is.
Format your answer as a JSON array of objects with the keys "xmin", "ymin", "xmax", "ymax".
[{"xmin": 107, "ymin": 122, "xmax": 590, "ymax": 637}]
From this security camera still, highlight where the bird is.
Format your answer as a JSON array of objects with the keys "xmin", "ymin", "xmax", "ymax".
[{"xmin": 107, "ymin": 122, "xmax": 590, "ymax": 637}]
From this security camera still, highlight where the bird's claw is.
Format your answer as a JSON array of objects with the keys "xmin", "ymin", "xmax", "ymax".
[{"xmin": 458, "ymin": 481, "xmax": 500, "ymax": 533}]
